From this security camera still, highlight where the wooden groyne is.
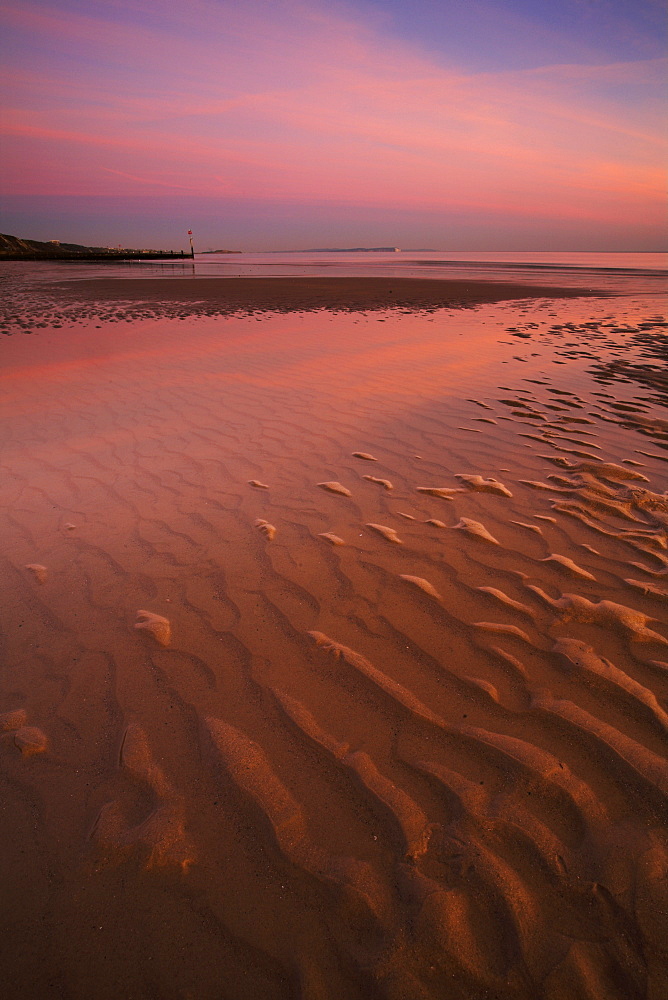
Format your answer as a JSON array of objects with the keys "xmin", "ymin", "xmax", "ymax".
[{"xmin": 0, "ymin": 249, "xmax": 195, "ymax": 262}]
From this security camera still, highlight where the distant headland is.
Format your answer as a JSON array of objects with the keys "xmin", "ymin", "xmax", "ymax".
[
  {"xmin": 306, "ymin": 247, "xmax": 403, "ymax": 252},
  {"xmin": 301, "ymin": 247, "xmax": 441, "ymax": 253}
]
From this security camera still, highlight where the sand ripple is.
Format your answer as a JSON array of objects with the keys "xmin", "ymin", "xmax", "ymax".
[
  {"xmin": 134, "ymin": 609, "xmax": 172, "ymax": 646},
  {"xmin": 2, "ymin": 290, "xmax": 666, "ymax": 997}
]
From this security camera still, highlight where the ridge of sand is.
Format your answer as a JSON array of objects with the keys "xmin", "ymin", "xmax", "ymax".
[{"xmin": 38, "ymin": 274, "xmax": 603, "ymax": 316}]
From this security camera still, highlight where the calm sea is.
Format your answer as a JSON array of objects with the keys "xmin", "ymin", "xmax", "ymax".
[
  {"xmin": 189, "ymin": 250, "xmax": 667, "ymax": 293},
  {"xmin": 1, "ymin": 250, "xmax": 666, "ymax": 296}
]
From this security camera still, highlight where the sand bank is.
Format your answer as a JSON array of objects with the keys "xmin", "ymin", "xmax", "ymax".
[
  {"xmin": 42, "ymin": 274, "xmax": 603, "ymax": 313},
  {"xmin": 1, "ymin": 281, "xmax": 667, "ymax": 999}
]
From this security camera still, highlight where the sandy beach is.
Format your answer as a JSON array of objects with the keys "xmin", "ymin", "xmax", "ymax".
[{"xmin": 1, "ymin": 269, "xmax": 667, "ymax": 999}]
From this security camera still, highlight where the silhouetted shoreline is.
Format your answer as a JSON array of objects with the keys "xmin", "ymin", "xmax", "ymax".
[{"xmin": 0, "ymin": 233, "xmax": 191, "ymax": 262}]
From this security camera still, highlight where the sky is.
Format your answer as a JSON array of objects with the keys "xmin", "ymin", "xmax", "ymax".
[{"xmin": 1, "ymin": 0, "xmax": 666, "ymax": 250}]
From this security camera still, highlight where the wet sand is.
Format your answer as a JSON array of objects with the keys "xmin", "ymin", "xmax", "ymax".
[
  {"xmin": 1, "ymin": 275, "xmax": 667, "ymax": 999},
  {"xmin": 34, "ymin": 274, "xmax": 603, "ymax": 312}
]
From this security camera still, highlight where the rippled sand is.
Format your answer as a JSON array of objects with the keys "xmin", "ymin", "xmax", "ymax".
[{"xmin": 1, "ymin": 279, "xmax": 667, "ymax": 999}]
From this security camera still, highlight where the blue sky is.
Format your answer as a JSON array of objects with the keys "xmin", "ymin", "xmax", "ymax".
[{"xmin": 355, "ymin": 0, "xmax": 666, "ymax": 68}]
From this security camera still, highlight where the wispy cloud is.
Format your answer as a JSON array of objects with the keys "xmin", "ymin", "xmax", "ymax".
[{"xmin": 1, "ymin": 0, "xmax": 665, "ymax": 244}]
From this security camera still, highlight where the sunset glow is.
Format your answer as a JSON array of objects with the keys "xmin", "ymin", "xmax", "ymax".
[{"xmin": 1, "ymin": 0, "xmax": 666, "ymax": 248}]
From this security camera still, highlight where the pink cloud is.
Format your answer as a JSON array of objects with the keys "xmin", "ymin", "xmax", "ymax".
[{"xmin": 1, "ymin": 0, "xmax": 665, "ymax": 234}]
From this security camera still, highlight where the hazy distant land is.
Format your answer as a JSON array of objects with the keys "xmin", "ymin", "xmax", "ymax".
[
  {"xmin": 304, "ymin": 247, "xmax": 439, "ymax": 252},
  {"xmin": 306, "ymin": 246, "xmax": 403, "ymax": 252}
]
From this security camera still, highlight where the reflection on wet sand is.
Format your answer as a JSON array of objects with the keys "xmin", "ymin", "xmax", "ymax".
[{"xmin": 0, "ymin": 277, "xmax": 666, "ymax": 999}]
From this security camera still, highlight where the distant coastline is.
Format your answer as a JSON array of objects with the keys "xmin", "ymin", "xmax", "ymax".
[
  {"xmin": 0, "ymin": 233, "xmax": 193, "ymax": 262},
  {"xmin": 260, "ymin": 247, "xmax": 439, "ymax": 253},
  {"xmin": 306, "ymin": 247, "xmax": 402, "ymax": 252}
]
